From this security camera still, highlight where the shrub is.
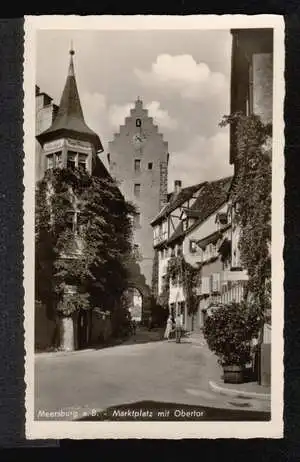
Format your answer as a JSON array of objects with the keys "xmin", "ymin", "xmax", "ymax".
[{"xmin": 203, "ymin": 301, "xmax": 260, "ymax": 367}]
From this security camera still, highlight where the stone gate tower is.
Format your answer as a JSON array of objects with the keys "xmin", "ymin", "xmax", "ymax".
[{"xmin": 107, "ymin": 98, "xmax": 169, "ymax": 289}]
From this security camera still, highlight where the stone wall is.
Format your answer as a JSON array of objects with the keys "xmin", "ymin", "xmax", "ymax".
[
  {"xmin": 35, "ymin": 302, "xmax": 57, "ymax": 351},
  {"xmin": 253, "ymin": 53, "xmax": 273, "ymax": 125}
]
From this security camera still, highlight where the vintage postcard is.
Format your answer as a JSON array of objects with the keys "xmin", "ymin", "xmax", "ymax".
[{"xmin": 24, "ymin": 15, "xmax": 284, "ymax": 439}]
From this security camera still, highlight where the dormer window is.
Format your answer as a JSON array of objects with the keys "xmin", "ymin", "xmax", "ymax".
[
  {"xmin": 67, "ymin": 151, "xmax": 76, "ymax": 170},
  {"xmin": 46, "ymin": 154, "xmax": 54, "ymax": 170},
  {"xmin": 55, "ymin": 152, "xmax": 62, "ymax": 168},
  {"xmin": 66, "ymin": 151, "xmax": 88, "ymax": 171},
  {"xmin": 46, "ymin": 151, "xmax": 63, "ymax": 170},
  {"xmin": 78, "ymin": 154, "xmax": 87, "ymax": 171}
]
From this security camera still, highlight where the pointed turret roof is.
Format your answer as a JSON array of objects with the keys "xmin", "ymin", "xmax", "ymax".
[{"xmin": 37, "ymin": 47, "xmax": 103, "ymax": 152}]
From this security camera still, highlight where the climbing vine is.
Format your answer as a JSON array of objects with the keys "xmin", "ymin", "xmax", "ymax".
[
  {"xmin": 220, "ymin": 112, "xmax": 272, "ymax": 321},
  {"xmin": 158, "ymin": 253, "xmax": 200, "ymax": 315},
  {"xmin": 35, "ymin": 167, "xmax": 136, "ymax": 318}
]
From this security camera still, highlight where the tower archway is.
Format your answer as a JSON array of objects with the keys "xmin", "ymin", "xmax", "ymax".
[{"xmin": 124, "ymin": 258, "xmax": 153, "ymax": 324}]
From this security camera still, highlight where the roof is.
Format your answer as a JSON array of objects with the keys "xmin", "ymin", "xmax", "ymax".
[
  {"xmin": 166, "ymin": 176, "xmax": 233, "ymax": 245},
  {"xmin": 37, "ymin": 50, "xmax": 103, "ymax": 152},
  {"xmin": 151, "ymin": 182, "xmax": 207, "ymax": 226},
  {"xmin": 197, "ymin": 224, "xmax": 231, "ymax": 250}
]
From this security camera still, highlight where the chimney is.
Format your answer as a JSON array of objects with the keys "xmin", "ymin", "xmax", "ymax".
[{"xmin": 174, "ymin": 180, "xmax": 182, "ymax": 195}]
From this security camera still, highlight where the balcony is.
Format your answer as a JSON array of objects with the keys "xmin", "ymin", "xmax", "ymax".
[
  {"xmin": 195, "ymin": 270, "xmax": 248, "ymax": 303},
  {"xmin": 221, "ymin": 269, "xmax": 248, "ymax": 281}
]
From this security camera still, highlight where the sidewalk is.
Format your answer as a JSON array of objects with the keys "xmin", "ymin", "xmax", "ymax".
[
  {"xmin": 209, "ymin": 380, "xmax": 271, "ymax": 401},
  {"xmin": 188, "ymin": 331, "xmax": 271, "ymax": 402}
]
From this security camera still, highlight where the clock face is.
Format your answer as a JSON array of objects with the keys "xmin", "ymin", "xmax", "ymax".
[{"xmin": 132, "ymin": 133, "xmax": 146, "ymax": 147}]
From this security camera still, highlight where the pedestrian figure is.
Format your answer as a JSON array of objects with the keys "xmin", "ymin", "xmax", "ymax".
[
  {"xmin": 132, "ymin": 319, "xmax": 137, "ymax": 336},
  {"xmin": 148, "ymin": 315, "xmax": 152, "ymax": 331},
  {"xmin": 175, "ymin": 313, "xmax": 183, "ymax": 343},
  {"xmin": 164, "ymin": 315, "xmax": 173, "ymax": 341}
]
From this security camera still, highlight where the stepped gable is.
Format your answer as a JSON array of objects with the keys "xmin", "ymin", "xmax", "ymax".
[
  {"xmin": 37, "ymin": 48, "xmax": 103, "ymax": 153},
  {"xmin": 167, "ymin": 176, "xmax": 233, "ymax": 244}
]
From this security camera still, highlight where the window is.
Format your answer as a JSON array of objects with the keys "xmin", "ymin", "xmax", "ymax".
[
  {"xmin": 77, "ymin": 212, "xmax": 87, "ymax": 234},
  {"xmin": 54, "ymin": 152, "xmax": 62, "ymax": 168},
  {"xmin": 148, "ymin": 162, "xmax": 153, "ymax": 170},
  {"xmin": 78, "ymin": 154, "xmax": 87, "ymax": 171},
  {"xmin": 46, "ymin": 154, "xmax": 54, "ymax": 169},
  {"xmin": 133, "ymin": 212, "xmax": 141, "ymax": 228},
  {"xmin": 134, "ymin": 183, "xmax": 141, "ymax": 198},
  {"xmin": 136, "ymin": 118, "xmax": 141, "ymax": 127},
  {"xmin": 134, "ymin": 159, "xmax": 141, "ymax": 172},
  {"xmin": 190, "ymin": 240, "xmax": 197, "ymax": 254},
  {"xmin": 65, "ymin": 211, "xmax": 75, "ymax": 231},
  {"xmin": 67, "ymin": 151, "xmax": 76, "ymax": 170}
]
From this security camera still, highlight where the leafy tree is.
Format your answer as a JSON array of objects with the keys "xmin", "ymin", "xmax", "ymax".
[{"xmin": 35, "ymin": 167, "xmax": 136, "ymax": 349}]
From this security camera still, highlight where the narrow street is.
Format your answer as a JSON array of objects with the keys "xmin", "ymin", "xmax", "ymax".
[{"xmin": 35, "ymin": 328, "xmax": 270, "ymax": 421}]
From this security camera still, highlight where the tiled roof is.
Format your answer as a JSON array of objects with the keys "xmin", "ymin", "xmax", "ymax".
[
  {"xmin": 150, "ymin": 182, "xmax": 207, "ymax": 226},
  {"xmin": 37, "ymin": 51, "xmax": 103, "ymax": 152},
  {"xmin": 167, "ymin": 176, "xmax": 233, "ymax": 245}
]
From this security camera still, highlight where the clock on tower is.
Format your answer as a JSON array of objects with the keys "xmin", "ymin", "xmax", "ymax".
[{"xmin": 132, "ymin": 132, "xmax": 147, "ymax": 148}]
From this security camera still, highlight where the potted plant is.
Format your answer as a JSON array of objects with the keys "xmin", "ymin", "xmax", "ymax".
[{"xmin": 203, "ymin": 301, "xmax": 260, "ymax": 384}]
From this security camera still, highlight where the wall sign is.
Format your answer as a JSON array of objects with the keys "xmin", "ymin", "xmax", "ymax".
[{"xmin": 44, "ymin": 139, "xmax": 64, "ymax": 152}]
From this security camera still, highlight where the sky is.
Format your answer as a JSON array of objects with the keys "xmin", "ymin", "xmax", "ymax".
[{"xmin": 36, "ymin": 29, "xmax": 234, "ymax": 191}]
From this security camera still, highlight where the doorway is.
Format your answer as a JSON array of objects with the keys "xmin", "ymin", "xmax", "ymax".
[
  {"xmin": 125, "ymin": 287, "xmax": 143, "ymax": 323},
  {"xmin": 77, "ymin": 309, "xmax": 92, "ymax": 349}
]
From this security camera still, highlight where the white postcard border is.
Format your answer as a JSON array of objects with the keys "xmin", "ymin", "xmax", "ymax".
[{"xmin": 24, "ymin": 14, "xmax": 285, "ymax": 439}]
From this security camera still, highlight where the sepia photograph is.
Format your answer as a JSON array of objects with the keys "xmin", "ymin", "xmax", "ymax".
[{"xmin": 24, "ymin": 15, "xmax": 284, "ymax": 439}]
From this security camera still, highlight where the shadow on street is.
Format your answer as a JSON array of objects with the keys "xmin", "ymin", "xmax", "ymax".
[{"xmin": 76, "ymin": 400, "xmax": 271, "ymax": 422}]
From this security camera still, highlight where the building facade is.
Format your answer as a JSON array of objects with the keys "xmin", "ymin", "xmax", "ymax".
[
  {"xmin": 35, "ymin": 48, "xmax": 111, "ymax": 351},
  {"xmin": 151, "ymin": 176, "xmax": 247, "ymax": 332},
  {"xmin": 230, "ymin": 28, "xmax": 273, "ymax": 386},
  {"xmin": 107, "ymin": 99, "xmax": 169, "ymax": 290},
  {"xmin": 35, "ymin": 86, "xmax": 59, "ymax": 182},
  {"xmin": 230, "ymin": 28, "xmax": 273, "ymax": 166}
]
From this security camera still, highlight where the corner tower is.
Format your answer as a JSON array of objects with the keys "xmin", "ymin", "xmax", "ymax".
[
  {"xmin": 107, "ymin": 98, "xmax": 169, "ymax": 288},
  {"xmin": 36, "ymin": 47, "xmax": 105, "ymax": 179}
]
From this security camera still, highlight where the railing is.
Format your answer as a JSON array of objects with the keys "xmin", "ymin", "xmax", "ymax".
[
  {"xmin": 195, "ymin": 275, "xmax": 248, "ymax": 304},
  {"xmin": 220, "ymin": 280, "xmax": 247, "ymax": 303}
]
